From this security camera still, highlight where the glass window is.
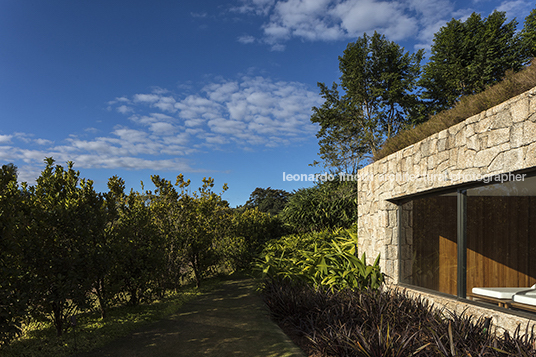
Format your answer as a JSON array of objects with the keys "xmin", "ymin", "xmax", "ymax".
[
  {"xmin": 401, "ymin": 193, "xmax": 457, "ymax": 295},
  {"xmin": 400, "ymin": 174, "xmax": 536, "ymax": 297},
  {"xmin": 466, "ymin": 175, "xmax": 536, "ymax": 291}
]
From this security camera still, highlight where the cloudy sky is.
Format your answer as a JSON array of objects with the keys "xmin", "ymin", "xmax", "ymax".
[{"xmin": 0, "ymin": 0, "xmax": 533, "ymax": 206}]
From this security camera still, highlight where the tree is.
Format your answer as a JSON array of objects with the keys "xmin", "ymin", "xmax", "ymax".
[
  {"xmin": 149, "ymin": 175, "xmax": 187, "ymax": 291},
  {"xmin": 521, "ymin": 7, "xmax": 536, "ymax": 59},
  {"xmin": 21, "ymin": 158, "xmax": 98, "ymax": 336},
  {"xmin": 150, "ymin": 175, "xmax": 231, "ymax": 288},
  {"xmin": 419, "ymin": 11, "xmax": 528, "ymax": 116},
  {"xmin": 311, "ymin": 31, "xmax": 424, "ymax": 172},
  {"xmin": 175, "ymin": 176, "xmax": 231, "ymax": 287},
  {"xmin": 224, "ymin": 207, "xmax": 285, "ymax": 270},
  {"xmin": 109, "ymin": 183, "xmax": 165, "ymax": 306},
  {"xmin": 243, "ymin": 187, "xmax": 291, "ymax": 215},
  {"xmin": 89, "ymin": 175, "xmax": 122, "ymax": 319},
  {"xmin": 0, "ymin": 164, "xmax": 28, "ymax": 345}
]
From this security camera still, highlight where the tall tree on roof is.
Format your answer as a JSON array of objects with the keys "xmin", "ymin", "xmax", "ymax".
[
  {"xmin": 419, "ymin": 10, "xmax": 529, "ymax": 118},
  {"xmin": 311, "ymin": 31, "xmax": 424, "ymax": 173},
  {"xmin": 521, "ymin": 7, "xmax": 536, "ymax": 59}
]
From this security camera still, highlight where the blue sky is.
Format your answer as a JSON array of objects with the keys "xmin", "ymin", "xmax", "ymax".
[{"xmin": 0, "ymin": 0, "xmax": 533, "ymax": 207}]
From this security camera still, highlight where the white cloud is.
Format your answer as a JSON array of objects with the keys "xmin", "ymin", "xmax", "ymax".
[
  {"xmin": 133, "ymin": 93, "xmax": 160, "ymax": 103},
  {"xmin": 234, "ymin": 0, "xmax": 474, "ymax": 49},
  {"xmin": 106, "ymin": 76, "xmax": 320, "ymax": 148},
  {"xmin": 35, "ymin": 138, "xmax": 54, "ymax": 145},
  {"xmin": 238, "ymin": 35, "xmax": 256, "ymax": 43},
  {"xmin": 117, "ymin": 105, "xmax": 134, "ymax": 114},
  {"xmin": 0, "ymin": 135, "xmax": 13, "ymax": 144},
  {"xmin": 4, "ymin": 75, "xmax": 319, "ymax": 182}
]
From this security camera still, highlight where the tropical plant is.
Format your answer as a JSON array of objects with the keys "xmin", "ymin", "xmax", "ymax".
[
  {"xmin": 257, "ymin": 227, "xmax": 383, "ymax": 291},
  {"xmin": 262, "ymin": 280, "xmax": 536, "ymax": 356}
]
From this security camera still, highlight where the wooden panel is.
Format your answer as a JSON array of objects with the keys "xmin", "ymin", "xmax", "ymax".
[
  {"xmin": 411, "ymin": 195, "xmax": 536, "ymax": 296},
  {"xmin": 467, "ymin": 197, "xmax": 536, "ymax": 292},
  {"xmin": 412, "ymin": 196, "xmax": 457, "ymax": 295}
]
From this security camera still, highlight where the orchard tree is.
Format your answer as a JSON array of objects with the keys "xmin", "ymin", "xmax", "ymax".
[
  {"xmin": 419, "ymin": 10, "xmax": 528, "ymax": 116},
  {"xmin": 110, "ymin": 183, "xmax": 165, "ymax": 306},
  {"xmin": 311, "ymin": 31, "xmax": 424, "ymax": 172},
  {"xmin": 0, "ymin": 164, "xmax": 28, "ymax": 344},
  {"xmin": 149, "ymin": 175, "xmax": 186, "ymax": 290},
  {"xmin": 21, "ymin": 158, "xmax": 100, "ymax": 336},
  {"xmin": 175, "ymin": 175, "xmax": 230, "ymax": 287},
  {"xmin": 149, "ymin": 175, "xmax": 231, "ymax": 288},
  {"xmin": 89, "ymin": 175, "xmax": 123, "ymax": 319}
]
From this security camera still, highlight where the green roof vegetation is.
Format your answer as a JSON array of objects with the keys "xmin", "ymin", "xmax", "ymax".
[{"xmin": 374, "ymin": 59, "xmax": 536, "ymax": 161}]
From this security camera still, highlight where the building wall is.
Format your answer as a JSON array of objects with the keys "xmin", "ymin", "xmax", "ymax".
[
  {"xmin": 358, "ymin": 86, "xmax": 536, "ymax": 282},
  {"xmin": 357, "ymin": 87, "xmax": 536, "ymax": 333}
]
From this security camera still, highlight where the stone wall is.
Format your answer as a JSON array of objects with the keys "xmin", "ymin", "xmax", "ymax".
[
  {"xmin": 357, "ymin": 87, "xmax": 536, "ymax": 333},
  {"xmin": 358, "ymin": 86, "xmax": 536, "ymax": 282},
  {"xmin": 402, "ymin": 286, "xmax": 536, "ymax": 337}
]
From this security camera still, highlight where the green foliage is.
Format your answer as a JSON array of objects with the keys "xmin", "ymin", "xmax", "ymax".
[
  {"xmin": 521, "ymin": 7, "xmax": 536, "ymax": 59},
  {"xmin": 242, "ymin": 187, "xmax": 291, "ymax": 215},
  {"xmin": 281, "ymin": 178, "xmax": 357, "ymax": 233},
  {"xmin": 419, "ymin": 10, "xmax": 527, "ymax": 117},
  {"xmin": 376, "ymin": 59, "xmax": 536, "ymax": 161},
  {"xmin": 0, "ymin": 164, "xmax": 28, "ymax": 345},
  {"xmin": 311, "ymin": 31, "xmax": 424, "ymax": 171},
  {"xmin": 262, "ymin": 280, "xmax": 536, "ymax": 356},
  {"xmin": 109, "ymin": 186, "xmax": 165, "ymax": 306},
  {"xmin": 20, "ymin": 158, "xmax": 103, "ymax": 337},
  {"xmin": 222, "ymin": 208, "xmax": 284, "ymax": 270},
  {"xmin": 1, "ymin": 158, "xmax": 289, "ymax": 350},
  {"xmin": 257, "ymin": 227, "xmax": 384, "ymax": 291},
  {"xmin": 149, "ymin": 174, "xmax": 231, "ymax": 288}
]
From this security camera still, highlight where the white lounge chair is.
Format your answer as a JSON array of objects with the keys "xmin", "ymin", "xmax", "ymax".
[
  {"xmin": 469, "ymin": 285, "xmax": 536, "ymax": 308},
  {"xmin": 512, "ymin": 289, "xmax": 536, "ymax": 312}
]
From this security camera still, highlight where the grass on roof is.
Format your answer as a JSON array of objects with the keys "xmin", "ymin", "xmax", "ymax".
[{"xmin": 374, "ymin": 59, "xmax": 536, "ymax": 161}]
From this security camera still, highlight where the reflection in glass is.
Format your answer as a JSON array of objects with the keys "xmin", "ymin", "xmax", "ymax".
[
  {"xmin": 400, "ymin": 175, "xmax": 536, "ymax": 296},
  {"xmin": 466, "ymin": 175, "xmax": 536, "ymax": 291}
]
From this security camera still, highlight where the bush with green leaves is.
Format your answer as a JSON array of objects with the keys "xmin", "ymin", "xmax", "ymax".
[
  {"xmin": 281, "ymin": 178, "xmax": 357, "ymax": 233},
  {"xmin": 220, "ymin": 207, "xmax": 285, "ymax": 271},
  {"xmin": 257, "ymin": 227, "xmax": 383, "ymax": 291},
  {"xmin": 0, "ymin": 164, "xmax": 29, "ymax": 345}
]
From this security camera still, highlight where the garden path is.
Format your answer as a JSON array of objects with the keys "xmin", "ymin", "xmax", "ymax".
[{"xmin": 77, "ymin": 278, "xmax": 305, "ymax": 357}]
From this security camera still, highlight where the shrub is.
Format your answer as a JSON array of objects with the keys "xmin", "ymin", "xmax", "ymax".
[
  {"xmin": 262, "ymin": 279, "xmax": 536, "ymax": 356},
  {"xmin": 256, "ymin": 227, "xmax": 384, "ymax": 291},
  {"xmin": 281, "ymin": 179, "xmax": 357, "ymax": 233}
]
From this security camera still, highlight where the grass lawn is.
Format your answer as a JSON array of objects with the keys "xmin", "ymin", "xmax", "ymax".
[{"xmin": 0, "ymin": 277, "xmax": 227, "ymax": 357}]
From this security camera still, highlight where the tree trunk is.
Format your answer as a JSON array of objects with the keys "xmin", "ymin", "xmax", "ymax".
[
  {"xmin": 95, "ymin": 279, "xmax": 107, "ymax": 319},
  {"xmin": 191, "ymin": 253, "xmax": 201, "ymax": 288},
  {"xmin": 52, "ymin": 301, "xmax": 64, "ymax": 337}
]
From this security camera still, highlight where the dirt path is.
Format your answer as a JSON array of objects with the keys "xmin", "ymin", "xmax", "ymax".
[{"xmin": 76, "ymin": 278, "xmax": 305, "ymax": 357}]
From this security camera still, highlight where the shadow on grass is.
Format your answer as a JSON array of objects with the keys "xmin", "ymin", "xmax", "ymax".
[{"xmin": 75, "ymin": 278, "xmax": 305, "ymax": 357}]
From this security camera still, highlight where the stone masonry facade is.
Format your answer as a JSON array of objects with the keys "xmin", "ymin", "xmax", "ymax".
[{"xmin": 357, "ymin": 87, "xmax": 536, "ymax": 333}]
